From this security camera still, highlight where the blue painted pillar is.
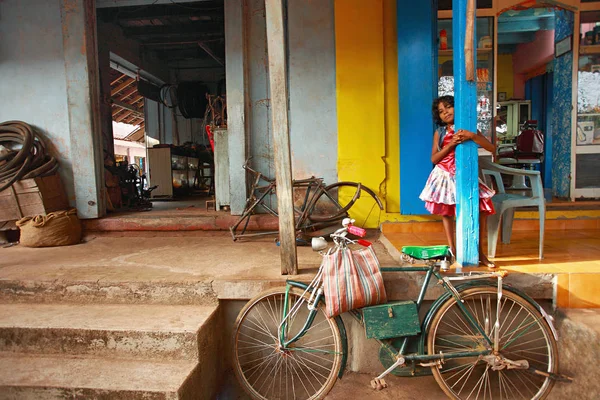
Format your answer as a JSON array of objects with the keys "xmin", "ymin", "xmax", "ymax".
[
  {"xmin": 552, "ymin": 10, "xmax": 574, "ymax": 199},
  {"xmin": 453, "ymin": 0, "xmax": 479, "ymax": 266},
  {"xmin": 398, "ymin": 0, "xmax": 437, "ymax": 215}
]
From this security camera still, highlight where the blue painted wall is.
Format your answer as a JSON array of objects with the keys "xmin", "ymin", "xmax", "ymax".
[
  {"xmin": 544, "ymin": 72, "xmax": 554, "ymax": 192},
  {"xmin": 398, "ymin": 1, "xmax": 437, "ymax": 215},
  {"xmin": 552, "ymin": 10, "xmax": 574, "ymax": 199}
]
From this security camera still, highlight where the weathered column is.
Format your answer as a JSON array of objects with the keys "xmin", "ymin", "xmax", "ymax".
[
  {"xmin": 60, "ymin": 0, "xmax": 105, "ymax": 218},
  {"xmin": 224, "ymin": 0, "xmax": 248, "ymax": 216},
  {"xmin": 453, "ymin": 0, "xmax": 479, "ymax": 266},
  {"xmin": 265, "ymin": 0, "xmax": 297, "ymax": 275}
]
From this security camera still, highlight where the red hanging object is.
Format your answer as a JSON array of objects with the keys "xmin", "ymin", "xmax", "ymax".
[{"xmin": 205, "ymin": 125, "xmax": 215, "ymax": 153}]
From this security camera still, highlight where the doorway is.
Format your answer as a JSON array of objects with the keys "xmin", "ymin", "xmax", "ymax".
[{"xmin": 96, "ymin": 0, "xmax": 227, "ymax": 217}]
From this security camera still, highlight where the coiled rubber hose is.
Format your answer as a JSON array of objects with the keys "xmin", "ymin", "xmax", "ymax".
[{"xmin": 0, "ymin": 121, "xmax": 58, "ymax": 192}]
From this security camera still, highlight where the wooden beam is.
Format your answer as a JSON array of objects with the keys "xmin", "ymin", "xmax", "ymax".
[
  {"xmin": 116, "ymin": 86, "xmax": 139, "ymax": 101},
  {"xmin": 123, "ymin": 22, "xmax": 222, "ymax": 38},
  {"xmin": 111, "ymin": 77, "xmax": 135, "ymax": 97},
  {"xmin": 110, "ymin": 73, "xmax": 127, "ymax": 86},
  {"xmin": 198, "ymin": 42, "xmax": 224, "ymax": 66},
  {"xmin": 115, "ymin": 110, "xmax": 134, "ymax": 122},
  {"xmin": 111, "ymin": 98, "xmax": 144, "ymax": 117},
  {"xmin": 265, "ymin": 0, "xmax": 297, "ymax": 275},
  {"xmin": 453, "ymin": 0, "xmax": 480, "ymax": 268}
]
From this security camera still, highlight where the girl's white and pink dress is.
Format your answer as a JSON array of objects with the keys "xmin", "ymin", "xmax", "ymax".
[{"xmin": 419, "ymin": 125, "xmax": 495, "ymax": 217}]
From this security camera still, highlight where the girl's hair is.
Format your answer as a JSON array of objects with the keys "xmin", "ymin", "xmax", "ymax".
[{"xmin": 432, "ymin": 95, "xmax": 454, "ymax": 126}]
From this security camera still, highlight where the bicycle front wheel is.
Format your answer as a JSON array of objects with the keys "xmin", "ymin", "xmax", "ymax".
[
  {"xmin": 233, "ymin": 287, "xmax": 344, "ymax": 400},
  {"xmin": 427, "ymin": 287, "xmax": 558, "ymax": 400}
]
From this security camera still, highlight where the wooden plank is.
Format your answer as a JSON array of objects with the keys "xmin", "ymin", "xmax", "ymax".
[
  {"xmin": 453, "ymin": 0, "xmax": 479, "ymax": 267},
  {"xmin": 265, "ymin": 0, "xmax": 298, "ymax": 275}
]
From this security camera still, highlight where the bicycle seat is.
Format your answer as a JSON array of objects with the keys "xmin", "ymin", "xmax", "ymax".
[{"xmin": 401, "ymin": 245, "xmax": 451, "ymax": 260}]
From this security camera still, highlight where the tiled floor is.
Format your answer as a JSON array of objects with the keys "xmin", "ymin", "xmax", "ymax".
[{"xmin": 382, "ymin": 228, "xmax": 600, "ymax": 308}]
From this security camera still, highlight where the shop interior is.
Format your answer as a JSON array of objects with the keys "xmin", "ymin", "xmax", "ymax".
[
  {"xmin": 96, "ymin": 0, "xmax": 226, "ymax": 216},
  {"xmin": 438, "ymin": 6, "xmax": 557, "ymax": 194}
]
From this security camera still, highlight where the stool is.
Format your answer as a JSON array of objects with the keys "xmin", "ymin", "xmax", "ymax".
[{"xmin": 206, "ymin": 199, "xmax": 216, "ymax": 211}]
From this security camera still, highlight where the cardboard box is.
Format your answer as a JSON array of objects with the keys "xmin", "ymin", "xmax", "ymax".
[{"xmin": 0, "ymin": 174, "xmax": 70, "ymax": 224}]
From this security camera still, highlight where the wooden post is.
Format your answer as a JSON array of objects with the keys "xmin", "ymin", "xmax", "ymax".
[
  {"xmin": 453, "ymin": 0, "xmax": 479, "ymax": 267},
  {"xmin": 265, "ymin": 0, "xmax": 298, "ymax": 275}
]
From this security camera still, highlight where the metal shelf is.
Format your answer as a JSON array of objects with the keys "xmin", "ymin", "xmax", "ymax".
[{"xmin": 580, "ymin": 45, "xmax": 600, "ymax": 55}]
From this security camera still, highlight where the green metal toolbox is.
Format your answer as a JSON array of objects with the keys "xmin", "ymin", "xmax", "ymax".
[{"xmin": 362, "ymin": 301, "xmax": 421, "ymax": 340}]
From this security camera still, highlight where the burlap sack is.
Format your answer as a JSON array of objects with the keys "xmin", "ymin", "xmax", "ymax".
[{"xmin": 16, "ymin": 209, "xmax": 82, "ymax": 247}]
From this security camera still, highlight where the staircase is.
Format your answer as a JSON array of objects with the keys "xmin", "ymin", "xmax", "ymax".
[{"xmin": 0, "ymin": 281, "xmax": 223, "ymax": 399}]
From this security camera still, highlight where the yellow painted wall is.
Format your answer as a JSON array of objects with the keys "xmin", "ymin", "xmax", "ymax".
[
  {"xmin": 497, "ymin": 54, "xmax": 514, "ymax": 100},
  {"xmin": 335, "ymin": 0, "xmax": 388, "ymax": 227}
]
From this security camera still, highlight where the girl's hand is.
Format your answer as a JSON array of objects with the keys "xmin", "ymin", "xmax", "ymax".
[{"xmin": 456, "ymin": 129, "xmax": 475, "ymax": 142}]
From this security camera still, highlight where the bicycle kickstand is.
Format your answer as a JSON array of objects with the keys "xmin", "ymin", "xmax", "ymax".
[{"xmin": 370, "ymin": 355, "xmax": 406, "ymax": 390}]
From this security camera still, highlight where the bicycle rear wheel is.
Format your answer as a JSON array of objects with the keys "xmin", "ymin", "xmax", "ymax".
[
  {"xmin": 307, "ymin": 182, "xmax": 382, "ymax": 227},
  {"xmin": 233, "ymin": 287, "xmax": 343, "ymax": 400},
  {"xmin": 427, "ymin": 287, "xmax": 558, "ymax": 400}
]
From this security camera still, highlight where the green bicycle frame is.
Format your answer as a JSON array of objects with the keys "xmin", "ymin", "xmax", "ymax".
[{"xmin": 279, "ymin": 265, "xmax": 497, "ymax": 364}]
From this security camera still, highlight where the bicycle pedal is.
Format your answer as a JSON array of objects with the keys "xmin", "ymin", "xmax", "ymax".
[{"xmin": 370, "ymin": 378, "xmax": 388, "ymax": 391}]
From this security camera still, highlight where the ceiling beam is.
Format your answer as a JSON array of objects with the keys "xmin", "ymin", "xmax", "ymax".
[
  {"xmin": 117, "ymin": 10, "xmax": 222, "ymax": 24},
  {"xmin": 123, "ymin": 22, "xmax": 222, "ymax": 38},
  {"xmin": 97, "ymin": 0, "xmax": 215, "ymax": 8},
  {"xmin": 136, "ymin": 32, "xmax": 223, "ymax": 44}
]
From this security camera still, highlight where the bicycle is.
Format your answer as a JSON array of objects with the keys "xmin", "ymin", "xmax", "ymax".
[
  {"xmin": 232, "ymin": 220, "xmax": 570, "ymax": 399},
  {"xmin": 229, "ymin": 158, "xmax": 384, "ymax": 241}
]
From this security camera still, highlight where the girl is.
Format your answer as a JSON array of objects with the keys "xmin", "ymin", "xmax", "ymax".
[{"xmin": 419, "ymin": 95, "xmax": 497, "ymax": 268}]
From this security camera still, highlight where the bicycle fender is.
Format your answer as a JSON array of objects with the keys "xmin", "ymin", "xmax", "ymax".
[
  {"xmin": 418, "ymin": 281, "xmax": 557, "ymax": 354},
  {"xmin": 287, "ymin": 280, "xmax": 349, "ymax": 378}
]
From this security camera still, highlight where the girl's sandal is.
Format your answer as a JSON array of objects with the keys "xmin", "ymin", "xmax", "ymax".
[{"xmin": 479, "ymin": 257, "xmax": 497, "ymax": 269}]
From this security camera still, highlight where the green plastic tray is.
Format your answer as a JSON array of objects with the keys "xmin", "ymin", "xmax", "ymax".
[{"xmin": 401, "ymin": 245, "xmax": 450, "ymax": 260}]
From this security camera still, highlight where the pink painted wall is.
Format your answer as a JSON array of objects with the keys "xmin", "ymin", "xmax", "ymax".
[{"xmin": 512, "ymin": 30, "xmax": 555, "ymax": 98}]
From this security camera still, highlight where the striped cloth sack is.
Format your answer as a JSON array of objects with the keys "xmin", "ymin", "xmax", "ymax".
[{"xmin": 322, "ymin": 246, "xmax": 387, "ymax": 318}]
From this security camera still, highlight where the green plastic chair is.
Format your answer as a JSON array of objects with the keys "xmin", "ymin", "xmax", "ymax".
[{"xmin": 480, "ymin": 158, "xmax": 545, "ymax": 260}]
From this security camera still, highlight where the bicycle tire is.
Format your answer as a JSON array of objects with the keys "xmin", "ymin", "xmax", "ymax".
[
  {"xmin": 233, "ymin": 287, "xmax": 343, "ymax": 400},
  {"xmin": 427, "ymin": 287, "xmax": 558, "ymax": 400},
  {"xmin": 307, "ymin": 182, "xmax": 383, "ymax": 223}
]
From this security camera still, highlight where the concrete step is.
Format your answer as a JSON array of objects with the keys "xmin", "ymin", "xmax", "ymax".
[
  {"xmin": 548, "ymin": 308, "xmax": 600, "ymax": 400},
  {"xmin": 0, "ymin": 304, "xmax": 218, "ymax": 360},
  {"xmin": 83, "ymin": 213, "xmax": 278, "ymax": 233},
  {"xmin": 0, "ymin": 279, "xmax": 218, "ymax": 305},
  {"xmin": 0, "ymin": 352, "xmax": 210, "ymax": 400}
]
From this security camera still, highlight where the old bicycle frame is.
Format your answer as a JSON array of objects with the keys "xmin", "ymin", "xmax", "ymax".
[
  {"xmin": 233, "ymin": 221, "xmax": 569, "ymax": 400},
  {"xmin": 229, "ymin": 159, "xmax": 383, "ymax": 241}
]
